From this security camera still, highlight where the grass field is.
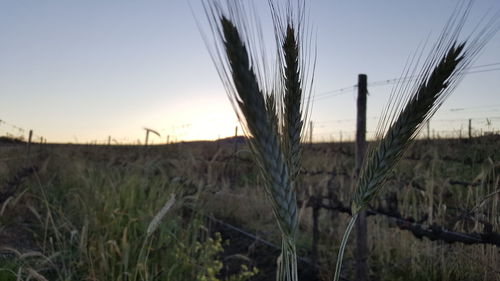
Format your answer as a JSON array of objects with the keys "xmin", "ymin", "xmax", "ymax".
[{"xmin": 0, "ymin": 135, "xmax": 498, "ymax": 281}]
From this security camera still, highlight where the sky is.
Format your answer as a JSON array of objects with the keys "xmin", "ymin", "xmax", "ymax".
[{"xmin": 0, "ymin": 0, "xmax": 499, "ymax": 143}]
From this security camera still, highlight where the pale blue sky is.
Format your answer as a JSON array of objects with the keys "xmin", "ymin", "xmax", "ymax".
[{"xmin": 1, "ymin": 0, "xmax": 499, "ymax": 143}]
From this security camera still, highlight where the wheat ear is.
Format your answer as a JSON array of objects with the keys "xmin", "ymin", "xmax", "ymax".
[
  {"xmin": 352, "ymin": 43, "xmax": 465, "ymax": 214},
  {"xmin": 202, "ymin": 2, "xmax": 310, "ymax": 280},
  {"xmin": 219, "ymin": 13, "xmax": 300, "ymax": 281},
  {"xmin": 282, "ymin": 24, "xmax": 304, "ymax": 183},
  {"xmin": 221, "ymin": 16, "xmax": 298, "ymax": 240},
  {"xmin": 333, "ymin": 3, "xmax": 500, "ymax": 279},
  {"xmin": 275, "ymin": 22, "xmax": 305, "ymax": 281},
  {"xmin": 333, "ymin": 43, "xmax": 466, "ymax": 281}
]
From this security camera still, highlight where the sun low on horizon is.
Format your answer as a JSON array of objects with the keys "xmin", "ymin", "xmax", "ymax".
[{"xmin": 1, "ymin": 0, "xmax": 500, "ymax": 144}]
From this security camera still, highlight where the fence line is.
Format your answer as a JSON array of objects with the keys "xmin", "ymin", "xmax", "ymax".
[
  {"xmin": 0, "ymin": 119, "xmax": 45, "ymax": 142},
  {"xmin": 306, "ymin": 195, "xmax": 500, "ymax": 247},
  {"xmin": 1, "ymin": 116, "xmax": 499, "ymax": 145}
]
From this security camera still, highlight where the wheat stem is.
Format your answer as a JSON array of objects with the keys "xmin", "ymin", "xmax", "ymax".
[
  {"xmin": 333, "ymin": 214, "xmax": 359, "ymax": 281},
  {"xmin": 277, "ymin": 238, "xmax": 298, "ymax": 281}
]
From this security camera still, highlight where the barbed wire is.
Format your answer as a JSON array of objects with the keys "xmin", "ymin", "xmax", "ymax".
[
  {"xmin": 0, "ymin": 119, "xmax": 44, "ymax": 142},
  {"xmin": 314, "ymin": 62, "xmax": 500, "ymax": 101}
]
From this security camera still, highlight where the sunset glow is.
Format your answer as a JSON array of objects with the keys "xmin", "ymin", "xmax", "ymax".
[{"xmin": 1, "ymin": 1, "xmax": 499, "ymax": 143}]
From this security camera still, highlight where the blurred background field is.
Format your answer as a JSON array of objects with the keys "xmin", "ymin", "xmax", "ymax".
[{"xmin": 0, "ymin": 135, "xmax": 498, "ymax": 281}]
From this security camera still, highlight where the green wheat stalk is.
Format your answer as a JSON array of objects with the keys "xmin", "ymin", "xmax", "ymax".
[
  {"xmin": 221, "ymin": 15, "xmax": 299, "ymax": 281},
  {"xmin": 333, "ymin": 2, "xmax": 499, "ymax": 280},
  {"xmin": 201, "ymin": 1, "xmax": 497, "ymax": 281},
  {"xmin": 333, "ymin": 43, "xmax": 466, "ymax": 281},
  {"xmin": 201, "ymin": 1, "xmax": 312, "ymax": 280}
]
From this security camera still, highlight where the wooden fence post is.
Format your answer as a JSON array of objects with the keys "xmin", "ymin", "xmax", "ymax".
[
  {"xmin": 234, "ymin": 126, "xmax": 239, "ymax": 155},
  {"xmin": 26, "ymin": 130, "xmax": 33, "ymax": 160},
  {"xmin": 468, "ymin": 118, "xmax": 472, "ymax": 139},
  {"xmin": 427, "ymin": 121, "xmax": 431, "ymax": 140},
  {"xmin": 309, "ymin": 121, "xmax": 314, "ymax": 145},
  {"xmin": 355, "ymin": 74, "xmax": 369, "ymax": 281}
]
